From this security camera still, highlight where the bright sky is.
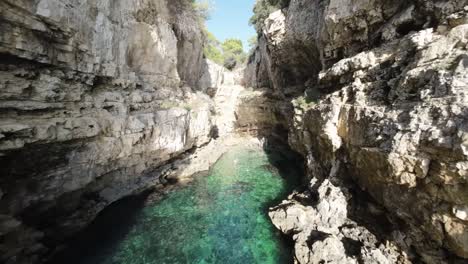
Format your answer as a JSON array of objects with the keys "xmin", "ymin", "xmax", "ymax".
[{"xmin": 205, "ymin": 0, "xmax": 257, "ymax": 51}]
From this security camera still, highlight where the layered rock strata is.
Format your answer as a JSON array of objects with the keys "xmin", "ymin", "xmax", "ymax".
[
  {"xmin": 246, "ymin": 0, "xmax": 468, "ymax": 263},
  {"xmin": 234, "ymin": 89, "xmax": 291, "ymax": 136},
  {"xmin": 1, "ymin": 0, "xmax": 468, "ymax": 263},
  {"xmin": 0, "ymin": 1, "xmax": 239, "ymax": 263}
]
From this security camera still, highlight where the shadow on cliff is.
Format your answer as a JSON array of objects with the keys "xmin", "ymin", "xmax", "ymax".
[
  {"xmin": 261, "ymin": 125, "xmax": 307, "ymax": 201},
  {"xmin": 254, "ymin": 124, "xmax": 305, "ymax": 264},
  {"xmin": 46, "ymin": 191, "xmax": 152, "ymax": 264}
]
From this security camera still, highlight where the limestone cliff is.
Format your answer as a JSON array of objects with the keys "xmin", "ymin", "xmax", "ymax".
[
  {"xmin": 1, "ymin": 0, "xmax": 468, "ymax": 263},
  {"xmin": 0, "ymin": 1, "xmax": 238, "ymax": 263},
  {"xmin": 246, "ymin": 0, "xmax": 468, "ymax": 263}
]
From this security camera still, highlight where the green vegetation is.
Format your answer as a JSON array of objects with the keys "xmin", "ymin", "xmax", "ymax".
[
  {"xmin": 221, "ymin": 38, "xmax": 247, "ymax": 70},
  {"xmin": 249, "ymin": 0, "xmax": 291, "ymax": 33},
  {"xmin": 292, "ymin": 96, "xmax": 316, "ymax": 111},
  {"xmin": 203, "ymin": 35, "xmax": 248, "ymax": 70},
  {"xmin": 222, "ymin": 39, "xmax": 244, "ymax": 55},
  {"xmin": 192, "ymin": 0, "xmax": 214, "ymax": 22},
  {"xmin": 191, "ymin": 0, "xmax": 249, "ymax": 70},
  {"xmin": 203, "ymin": 30, "xmax": 224, "ymax": 64},
  {"xmin": 293, "ymin": 89, "xmax": 322, "ymax": 109}
]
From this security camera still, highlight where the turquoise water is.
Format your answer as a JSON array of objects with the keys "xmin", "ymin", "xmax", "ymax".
[{"xmin": 52, "ymin": 145, "xmax": 302, "ymax": 264}]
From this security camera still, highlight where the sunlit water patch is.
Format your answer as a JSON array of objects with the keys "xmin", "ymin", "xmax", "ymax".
[{"xmin": 51, "ymin": 145, "xmax": 303, "ymax": 264}]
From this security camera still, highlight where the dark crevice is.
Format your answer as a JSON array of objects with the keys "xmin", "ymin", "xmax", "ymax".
[
  {"xmin": 396, "ymin": 21, "xmax": 424, "ymax": 36},
  {"xmin": 306, "ymin": 231, "xmax": 330, "ymax": 249},
  {"xmin": 0, "ymin": 53, "xmax": 48, "ymax": 69},
  {"xmin": 341, "ymin": 237, "xmax": 364, "ymax": 258},
  {"xmin": 45, "ymin": 191, "xmax": 152, "ymax": 264}
]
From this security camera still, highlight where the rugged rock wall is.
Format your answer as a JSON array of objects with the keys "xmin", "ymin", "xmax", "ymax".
[
  {"xmin": 0, "ymin": 1, "xmax": 236, "ymax": 263},
  {"xmin": 234, "ymin": 89, "xmax": 291, "ymax": 136},
  {"xmin": 246, "ymin": 0, "xmax": 468, "ymax": 263}
]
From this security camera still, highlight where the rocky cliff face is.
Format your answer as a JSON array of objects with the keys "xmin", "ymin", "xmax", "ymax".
[
  {"xmin": 0, "ymin": 1, "xmax": 239, "ymax": 263},
  {"xmin": 246, "ymin": 0, "xmax": 468, "ymax": 263},
  {"xmin": 2, "ymin": 0, "xmax": 468, "ymax": 263}
]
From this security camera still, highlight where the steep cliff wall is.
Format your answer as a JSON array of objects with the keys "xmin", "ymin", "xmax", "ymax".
[
  {"xmin": 246, "ymin": 0, "xmax": 468, "ymax": 263},
  {"xmin": 0, "ymin": 1, "xmax": 231, "ymax": 263},
  {"xmin": 1, "ymin": 0, "xmax": 467, "ymax": 263}
]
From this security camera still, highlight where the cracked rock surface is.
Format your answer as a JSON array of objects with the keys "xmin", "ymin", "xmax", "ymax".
[
  {"xmin": 1, "ymin": 0, "xmax": 468, "ymax": 263},
  {"xmin": 246, "ymin": 0, "xmax": 468, "ymax": 263},
  {"xmin": 0, "ymin": 1, "xmax": 243, "ymax": 263}
]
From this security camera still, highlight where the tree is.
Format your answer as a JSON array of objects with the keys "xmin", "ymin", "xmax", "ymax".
[
  {"xmin": 192, "ymin": 0, "xmax": 215, "ymax": 22},
  {"xmin": 221, "ymin": 39, "xmax": 246, "ymax": 70},
  {"xmin": 203, "ymin": 29, "xmax": 224, "ymax": 64},
  {"xmin": 192, "ymin": 1, "xmax": 250, "ymax": 70},
  {"xmin": 249, "ymin": 0, "xmax": 291, "ymax": 33},
  {"xmin": 202, "ymin": 33, "xmax": 247, "ymax": 70},
  {"xmin": 204, "ymin": 45, "xmax": 224, "ymax": 65},
  {"xmin": 222, "ymin": 39, "xmax": 244, "ymax": 56},
  {"xmin": 205, "ymin": 31, "xmax": 220, "ymax": 46}
]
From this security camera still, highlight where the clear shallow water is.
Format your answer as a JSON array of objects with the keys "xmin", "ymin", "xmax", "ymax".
[{"xmin": 51, "ymin": 145, "xmax": 302, "ymax": 264}]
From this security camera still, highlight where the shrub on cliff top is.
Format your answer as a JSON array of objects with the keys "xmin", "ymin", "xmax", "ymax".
[
  {"xmin": 192, "ymin": 0, "xmax": 214, "ymax": 22},
  {"xmin": 221, "ymin": 39, "xmax": 247, "ymax": 70},
  {"xmin": 204, "ymin": 35, "xmax": 247, "ymax": 70},
  {"xmin": 204, "ymin": 30, "xmax": 224, "ymax": 64},
  {"xmin": 249, "ymin": 0, "xmax": 290, "ymax": 33},
  {"xmin": 193, "ymin": 0, "xmax": 248, "ymax": 70}
]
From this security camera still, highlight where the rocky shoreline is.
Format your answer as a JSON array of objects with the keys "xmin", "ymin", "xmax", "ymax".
[
  {"xmin": 245, "ymin": 1, "xmax": 468, "ymax": 263},
  {"xmin": 0, "ymin": 0, "xmax": 467, "ymax": 263}
]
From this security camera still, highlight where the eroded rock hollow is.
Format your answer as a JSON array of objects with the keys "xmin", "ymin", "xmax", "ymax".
[
  {"xmin": 0, "ymin": 0, "xmax": 467, "ymax": 264},
  {"xmin": 0, "ymin": 1, "xmax": 243, "ymax": 262}
]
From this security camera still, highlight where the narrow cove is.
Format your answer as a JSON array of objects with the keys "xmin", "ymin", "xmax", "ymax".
[{"xmin": 50, "ymin": 143, "xmax": 304, "ymax": 264}]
